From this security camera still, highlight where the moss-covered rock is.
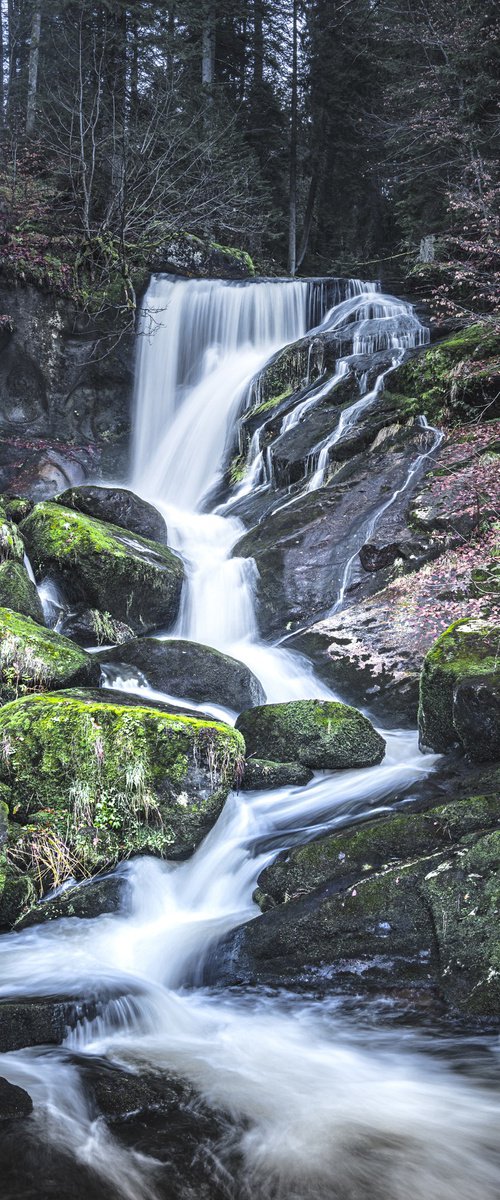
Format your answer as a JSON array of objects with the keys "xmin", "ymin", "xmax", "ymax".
[
  {"xmin": 422, "ymin": 831, "xmax": 500, "ymax": 1015},
  {"xmin": 235, "ymin": 700, "xmax": 385, "ymax": 769},
  {"xmin": 0, "ymin": 518, "xmax": 24, "ymax": 564},
  {"xmin": 56, "ymin": 486, "xmax": 168, "ymax": 546},
  {"xmin": 2, "ymin": 497, "xmax": 34, "ymax": 524},
  {"xmin": 257, "ymin": 794, "xmax": 500, "ymax": 909},
  {"xmin": 0, "ymin": 607, "xmax": 100, "ymax": 703},
  {"xmin": 241, "ymin": 759, "xmax": 313, "ymax": 791},
  {"xmin": 20, "ymin": 501, "xmax": 184, "ymax": 635},
  {"xmin": 0, "ymin": 561, "xmax": 44, "ymax": 623},
  {"xmin": 419, "ymin": 618, "xmax": 500, "ymax": 759},
  {"xmin": 0, "ymin": 691, "xmax": 245, "ymax": 903}
]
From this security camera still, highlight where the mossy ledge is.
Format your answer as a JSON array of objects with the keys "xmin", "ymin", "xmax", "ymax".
[{"xmin": 0, "ymin": 691, "xmax": 245, "ymax": 922}]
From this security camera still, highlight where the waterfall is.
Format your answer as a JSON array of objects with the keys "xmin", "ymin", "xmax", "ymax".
[{"xmin": 1, "ymin": 274, "xmax": 498, "ymax": 1200}]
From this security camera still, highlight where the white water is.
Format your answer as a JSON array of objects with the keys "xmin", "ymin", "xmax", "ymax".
[{"xmin": 1, "ymin": 276, "xmax": 499, "ymax": 1200}]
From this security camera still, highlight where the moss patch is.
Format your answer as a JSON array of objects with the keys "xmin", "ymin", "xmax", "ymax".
[
  {"xmin": 0, "ymin": 607, "xmax": 99, "ymax": 703},
  {"xmin": 389, "ymin": 323, "xmax": 500, "ymax": 424}
]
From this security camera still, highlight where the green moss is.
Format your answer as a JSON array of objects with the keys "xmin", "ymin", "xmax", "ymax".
[
  {"xmin": 258, "ymin": 793, "xmax": 500, "ymax": 908},
  {"xmin": 2, "ymin": 497, "xmax": 34, "ymax": 524},
  {"xmin": 229, "ymin": 453, "xmax": 247, "ymax": 485},
  {"xmin": 0, "ymin": 691, "xmax": 244, "ymax": 891},
  {"xmin": 0, "ymin": 606, "xmax": 98, "ymax": 703},
  {"xmin": 0, "ymin": 519, "xmax": 25, "ymax": 564},
  {"xmin": 0, "ymin": 561, "xmax": 44, "ymax": 624},
  {"xmin": 250, "ymin": 386, "xmax": 293, "ymax": 419},
  {"xmin": 422, "ymin": 830, "xmax": 500, "ymax": 1015}
]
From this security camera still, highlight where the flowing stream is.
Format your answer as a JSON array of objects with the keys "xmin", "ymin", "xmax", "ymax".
[{"xmin": 1, "ymin": 276, "xmax": 499, "ymax": 1200}]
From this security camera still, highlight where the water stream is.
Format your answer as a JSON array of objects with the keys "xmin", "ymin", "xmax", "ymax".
[{"xmin": 1, "ymin": 276, "xmax": 499, "ymax": 1199}]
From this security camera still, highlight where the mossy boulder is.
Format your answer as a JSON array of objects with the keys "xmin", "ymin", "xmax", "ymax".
[
  {"xmin": 0, "ymin": 691, "xmax": 245, "ymax": 904},
  {"xmin": 235, "ymin": 700, "xmax": 385, "ymax": 769},
  {"xmin": 0, "ymin": 561, "xmax": 44, "ymax": 623},
  {"xmin": 0, "ymin": 607, "xmax": 100, "ymax": 703},
  {"xmin": 56, "ymin": 486, "xmax": 168, "ymax": 546},
  {"xmin": 419, "ymin": 619, "xmax": 500, "ymax": 760},
  {"xmin": 101, "ymin": 637, "xmax": 265, "ymax": 712},
  {"xmin": 20, "ymin": 501, "xmax": 184, "ymax": 635},
  {"xmin": 422, "ymin": 831, "xmax": 500, "ymax": 1015},
  {"xmin": 2, "ymin": 496, "xmax": 34, "ymax": 524},
  {"xmin": 388, "ymin": 322, "xmax": 500, "ymax": 423}
]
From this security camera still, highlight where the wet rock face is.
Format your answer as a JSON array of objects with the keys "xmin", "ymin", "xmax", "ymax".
[
  {"xmin": 235, "ymin": 700, "xmax": 386, "ymax": 770},
  {"xmin": 0, "ymin": 1076, "xmax": 33, "ymax": 1121},
  {"xmin": 232, "ymin": 421, "xmax": 430, "ymax": 639},
  {"xmin": 418, "ymin": 619, "xmax": 500, "ymax": 760},
  {"xmin": 21, "ymin": 501, "xmax": 184, "ymax": 636},
  {"xmin": 219, "ymin": 792, "xmax": 500, "ymax": 1016},
  {"xmin": 101, "ymin": 637, "xmax": 265, "ymax": 713},
  {"xmin": 56, "ymin": 486, "xmax": 168, "ymax": 546},
  {"xmin": 240, "ymin": 759, "xmax": 313, "ymax": 790},
  {"xmin": 0, "ymin": 283, "xmax": 133, "ymax": 450}
]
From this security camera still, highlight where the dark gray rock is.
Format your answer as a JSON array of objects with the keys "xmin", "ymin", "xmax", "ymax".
[
  {"xmin": 16, "ymin": 873, "xmax": 128, "ymax": 929},
  {"xmin": 241, "ymin": 758, "xmax": 313, "ymax": 790},
  {"xmin": 100, "ymin": 637, "xmax": 265, "ymax": 712},
  {"xmin": 0, "ymin": 1077, "xmax": 33, "ymax": 1121}
]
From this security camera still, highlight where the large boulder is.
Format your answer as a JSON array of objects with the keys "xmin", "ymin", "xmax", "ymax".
[
  {"xmin": 220, "ymin": 795, "xmax": 500, "ymax": 1014},
  {"xmin": 101, "ymin": 637, "xmax": 265, "ymax": 712},
  {"xmin": 0, "ymin": 607, "xmax": 100, "ymax": 704},
  {"xmin": 0, "ymin": 560, "xmax": 44, "ymax": 623},
  {"xmin": 0, "ymin": 1076, "xmax": 33, "ymax": 1121},
  {"xmin": 235, "ymin": 700, "xmax": 385, "ymax": 769},
  {"xmin": 20, "ymin": 501, "xmax": 184, "ymax": 635},
  {"xmin": 0, "ymin": 691, "xmax": 245, "ymax": 913},
  {"xmin": 419, "ymin": 619, "xmax": 500, "ymax": 760},
  {"xmin": 56, "ymin": 485, "xmax": 168, "ymax": 545}
]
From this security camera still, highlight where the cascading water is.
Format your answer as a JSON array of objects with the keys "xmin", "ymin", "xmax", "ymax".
[{"xmin": 1, "ymin": 275, "xmax": 499, "ymax": 1200}]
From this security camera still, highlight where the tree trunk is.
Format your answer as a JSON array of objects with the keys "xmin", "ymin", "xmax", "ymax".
[
  {"xmin": 25, "ymin": 5, "xmax": 42, "ymax": 136},
  {"xmin": 202, "ymin": 0, "xmax": 216, "ymax": 87},
  {"xmin": 0, "ymin": 0, "xmax": 4, "ymax": 124},
  {"xmin": 288, "ymin": 0, "xmax": 298, "ymax": 276},
  {"xmin": 253, "ymin": 0, "xmax": 263, "ymax": 89}
]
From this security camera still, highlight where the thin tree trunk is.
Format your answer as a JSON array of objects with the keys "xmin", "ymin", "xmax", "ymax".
[
  {"xmin": 26, "ymin": 5, "xmax": 42, "ymax": 135},
  {"xmin": 253, "ymin": 0, "xmax": 263, "ymax": 89},
  {"xmin": 296, "ymin": 171, "xmax": 319, "ymax": 270},
  {"xmin": 202, "ymin": 0, "xmax": 216, "ymax": 87},
  {"xmin": 0, "ymin": 0, "xmax": 4, "ymax": 125},
  {"xmin": 288, "ymin": 0, "xmax": 298, "ymax": 276}
]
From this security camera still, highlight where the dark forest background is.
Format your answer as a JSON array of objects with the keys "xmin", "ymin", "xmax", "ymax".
[{"xmin": 0, "ymin": 0, "xmax": 498, "ymax": 317}]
